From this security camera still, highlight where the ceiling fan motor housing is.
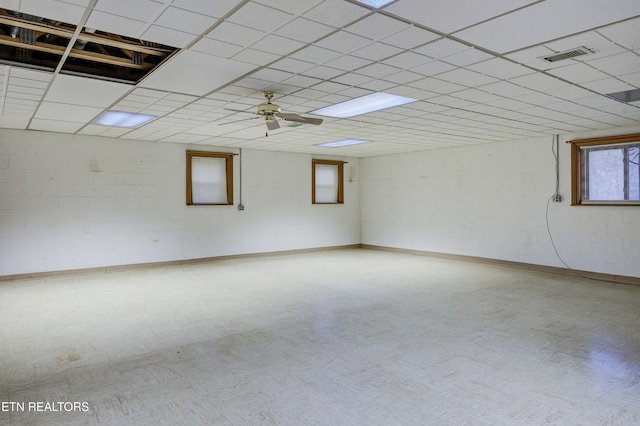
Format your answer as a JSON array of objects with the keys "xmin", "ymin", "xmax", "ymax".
[{"xmin": 257, "ymin": 101, "xmax": 281, "ymax": 120}]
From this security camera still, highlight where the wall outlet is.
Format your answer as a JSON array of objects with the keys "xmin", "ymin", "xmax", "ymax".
[
  {"xmin": 238, "ymin": 204, "xmax": 245, "ymax": 211},
  {"xmin": 552, "ymin": 194, "xmax": 562, "ymax": 203}
]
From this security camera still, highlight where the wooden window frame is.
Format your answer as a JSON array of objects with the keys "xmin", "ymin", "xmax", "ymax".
[
  {"xmin": 312, "ymin": 159, "xmax": 345, "ymax": 204},
  {"xmin": 186, "ymin": 150, "xmax": 234, "ymax": 206},
  {"xmin": 568, "ymin": 133, "xmax": 640, "ymax": 206}
]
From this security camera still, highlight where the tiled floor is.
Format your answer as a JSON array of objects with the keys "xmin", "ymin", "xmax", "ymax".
[{"xmin": 1, "ymin": 248, "xmax": 639, "ymax": 425}]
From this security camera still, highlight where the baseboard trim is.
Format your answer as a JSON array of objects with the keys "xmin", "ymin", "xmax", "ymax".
[
  {"xmin": 3, "ymin": 244, "xmax": 638, "ymax": 286},
  {"xmin": 0, "ymin": 244, "xmax": 361, "ymax": 282},
  {"xmin": 360, "ymin": 244, "xmax": 640, "ymax": 286}
]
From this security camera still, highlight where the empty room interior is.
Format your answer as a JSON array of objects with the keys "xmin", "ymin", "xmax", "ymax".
[{"xmin": 1, "ymin": 0, "xmax": 640, "ymax": 424}]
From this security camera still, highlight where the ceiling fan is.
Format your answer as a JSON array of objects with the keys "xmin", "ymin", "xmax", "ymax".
[{"xmin": 223, "ymin": 91, "xmax": 323, "ymax": 134}]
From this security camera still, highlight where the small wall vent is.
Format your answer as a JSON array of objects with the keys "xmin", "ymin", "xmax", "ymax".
[{"xmin": 540, "ymin": 47, "xmax": 594, "ymax": 63}]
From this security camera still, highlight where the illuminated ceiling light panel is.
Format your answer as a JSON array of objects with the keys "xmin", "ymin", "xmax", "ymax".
[
  {"xmin": 92, "ymin": 110, "xmax": 157, "ymax": 128},
  {"xmin": 312, "ymin": 93, "xmax": 417, "ymax": 118},
  {"xmin": 355, "ymin": 0, "xmax": 396, "ymax": 7},
  {"xmin": 316, "ymin": 139, "xmax": 371, "ymax": 148}
]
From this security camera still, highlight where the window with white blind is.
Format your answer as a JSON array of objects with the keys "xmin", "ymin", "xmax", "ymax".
[
  {"xmin": 569, "ymin": 133, "xmax": 640, "ymax": 206},
  {"xmin": 312, "ymin": 159, "xmax": 344, "ymax": 204},
  {"xmin": 186, "ymin": 150, "xmax": 234, "ymax": 205}
]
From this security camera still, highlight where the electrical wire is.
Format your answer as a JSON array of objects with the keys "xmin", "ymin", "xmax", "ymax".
[{"xmin": 545, "ymin": 136, "xmax": 621, "ymax": 285}]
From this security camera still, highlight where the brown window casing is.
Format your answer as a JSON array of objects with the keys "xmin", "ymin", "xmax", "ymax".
[
  {"xmin": 568, "ymin": 133, "xmax": 640, "ymax": 206},
  {"xmin": 186, "ymin": 150, "xmax": 234, "ymax": 206},
  {"xmin": 312, "ymin": 159, "xmax": 345, "ymax": 204}
]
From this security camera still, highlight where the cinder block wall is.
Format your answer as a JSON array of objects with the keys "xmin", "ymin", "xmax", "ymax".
[{"xmin": 0, "ymin": 129, "xmax": 360, "ymax": 276}]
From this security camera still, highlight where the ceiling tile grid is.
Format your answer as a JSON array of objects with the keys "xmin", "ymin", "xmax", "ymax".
[{"xmin": 0, "ymin": 0, "xmax": 638, "ymax": 157}]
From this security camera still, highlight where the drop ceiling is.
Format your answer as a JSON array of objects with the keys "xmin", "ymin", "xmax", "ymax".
[{"xmin": 0, "ymin": 0, "xmax": 639, "ymax": 157}]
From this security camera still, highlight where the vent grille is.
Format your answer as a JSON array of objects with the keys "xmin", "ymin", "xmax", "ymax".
[{"xmin": 541, "ymin": 47, "xmax": 594, "ymax": 63}]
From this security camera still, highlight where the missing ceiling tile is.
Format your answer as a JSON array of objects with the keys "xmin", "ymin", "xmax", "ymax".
[
  {"xmin": 0, "ymin": 8, "xmax": 178, "ymax": 83},
  {"xmin": 540, "ymin": 46, "xmax": 595, "ymax": 63}
]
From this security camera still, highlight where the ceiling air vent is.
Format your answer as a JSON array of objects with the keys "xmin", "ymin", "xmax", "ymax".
[{"xmin": 540, "ymin": 47, "xmax": 594, "ymax": 63}]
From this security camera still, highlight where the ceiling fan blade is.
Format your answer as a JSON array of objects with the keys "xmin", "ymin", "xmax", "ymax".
[
  {"xmin": 224, "ymin": 108, "xmax": 260, "ymax": 116},
  {"xmin": 218, "ymin": 116, "xmax": 260, "ymax": 126},
  {"xmin": 277, "ymin": 112, "xmax": 323, "ymax": 125},
  {"xmin": 266, "ymin": 120, "xmax": 280, "ymax": 130}
]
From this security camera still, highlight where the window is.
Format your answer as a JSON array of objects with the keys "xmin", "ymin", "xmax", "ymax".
[
  {"xmin": 312, "ymin": 159, "xmax": 345, "ymax": 204},
  {"xmin": 569, "ymin": 133, "xmax": 640, "ymax": 205},
  {"xmin": 186, "ymin": 150, "xmax": 234, "ymax": 205}
]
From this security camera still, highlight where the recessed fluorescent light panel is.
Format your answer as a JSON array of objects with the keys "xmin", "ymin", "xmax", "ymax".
[
  {"xmin": 92, "ymin": 110, "xmax": 157, "ymax": 128},
  {"xmin": 316, "ymin": 139, "xmax": 371, "ymax": 148},
  {"xmin": 312, "ymin": 93, "xmax": 417, "ymax": 118},
  {"xmin": 356, "ymin": 0, "xmax": 396, "ymax": 7}
]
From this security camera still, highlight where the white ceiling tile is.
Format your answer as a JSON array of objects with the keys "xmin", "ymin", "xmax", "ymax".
[
  {"xmin": 380, "ymin": 26, "xmax": 440, "ymax": 49},
  {"xmin": 332, "ymin": 73, "xmax": 373, "ymax": 86},
  {"xmin": 270, "ymin": 58, "xmax": 316, "ymax": 74},
  {"xmin": 35, "ymin": 102, "xmax": 103, "ymax": 122},
  {"xmin": 382, "ymin": 70, "xmax": 423, "ymax": 84},
  {"xmin": 303, "ymin": 1, "xmax": 369, "ymax": 28},
  {"xmin": 281, "ymin": 74, "xmax": 322, "ymax": 88},
  {"xmin": 290, "ymin": 46, "xmax": 342, "ymax": 64},
  {"xmin": 357, "ymin": 63, "xmax": 400, "ymax": 79},
  {"xmin": 0, "ymin": 115, "xmax": 30, "ymax": 129},
  {"xmin": 546, "ymin": 63, "xmax": 611, "ymax": 84},
  {"xmin": 249, "ymin": 34, "xmax": 306, "ymax": 56},
  {"xmin": 410, "ymin": 61, "xmax": 457, "ymax": 77},
  {"xmin": 227, "ymin": 2, "xmax": 294, "ymax": 32},
  {"xmin": 443, "ymin": 48, "xmax": 495, "ymax": 67},
  {"xmin": 312, "ymin": 81, "xmax": 350, "ymax": 94},
  {"xmin": 544, "ymin": 85, "xmax": 590, "ymax": 101},
  {"xmin": 315, "ymin": 31, "xmax": 373, "ymax": 54},
  {"xmin": 598, "ymin": 17, "xmax": 640, "ymax": 50},
  {"xmin": 190, "ymin": 38, "xmax": 244, "ymax": 58},
  {"xmin": 619, "ymin": 70, "xmax": 640, "ymax": 86},
  {"xmin": 345, "ymin": 13, "xmax": 410, "ymax": 40},
  {"xmin": 579, "ymin": 78, "xmax": 635, "ymax": 94},
  {"xmin": 170, "ymin": 0, "xmax": 244, "ymax": 18},
  {"xmin": 301, "ymin": 66, "xmax": 344, "ymax": 80},
  {"xmin": 20, "ymin": 0, "xmax": 89, "ymax": 25},
  {"xmin": 323, "ymin": 55, "xmax": 370, "ymax": 72},
  {"xmin": 414, "ymin": 39, "xmax": 470, "ymax": 60},
  {"xmin": 357, "ymin": 79, "xmax": 397, "ymax": 92},
  {"xmin": 511, "ymin": 72, "xmax": 574, "ymax": 90},
  {"xmin": 351, "ymin": 43, "xmax": 402, "ymax": 61},
  {"xmin": 232, "ymin": 48, "xmax": 280, "ymax": 66},
  {"xmin": 466, "ymin": 58, "xmax": 535, "ymax": 80},
  {"xmin": 85, "ymin": 11, "xmax": 145, "ymax": 39},
  {"xmin": 140, "ymin": 51, "xmax": 256, "ymax": 96},
  {"xmin": 155, "ymin": 6, "xmax": 218, "ymax": 35},
  {"xmin": 409, "ymin": 78, "xmax": 467, "ymax": 95},
  {"xmin": 481, "ymin": 81, "xmax": 535, "ymax": 97},
  {"xmin": 382, "ymin": 52, "xmax": 431, "ymax": 70},
  {"xmin": 44, "ymin": 75, "xmax": 131, "ymax": 108},
  {"xmin": 207, "ymin": 21, "xmax": 267, "ymax": 47},
  {"xmin": 253, "ymin": 0, "xmax": 320, "ymax": 16},
  {"xmin": 455, "ymin": 0, "xmax": 640, "ymax": 54},
  {"xmin": 543, "ymin": 31, "xmax": 617, "ymax": 56},
  {"xmin": 586, "ymin": 51, "xmax": 640, "ymax": 77},
  {"xmin": 250, "ymin": 68, "xmax": 295, "ymax": 83},
  {"xmin": 29, "ymin": 118, "xmax": 85, "ymax": 133},
  {"xmin": 384, "ymin": 0, "xmax": 538, "ymax": 33},
  {"xmin": 142, "ymin": 25, "xmax": 198, "ymax": 48},
  {"xmin": 93, "ymin": 0, "xmax": 161, "ymax": 22},
  {"xmin": 275, "ymin": 17, "xmax": 335, "ymax": 43},
  {"xmin": 437, "ymin": 68, "xmax": 499, "ymax": 87}
]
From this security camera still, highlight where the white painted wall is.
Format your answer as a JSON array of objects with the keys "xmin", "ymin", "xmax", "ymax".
[
  {"xmin": 0, "ymin": 129, "xmax": 360, "ymax": 276},
  {"xmin": 361, "ymin": 127, "xmax": 640, "ymax": 278}
]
